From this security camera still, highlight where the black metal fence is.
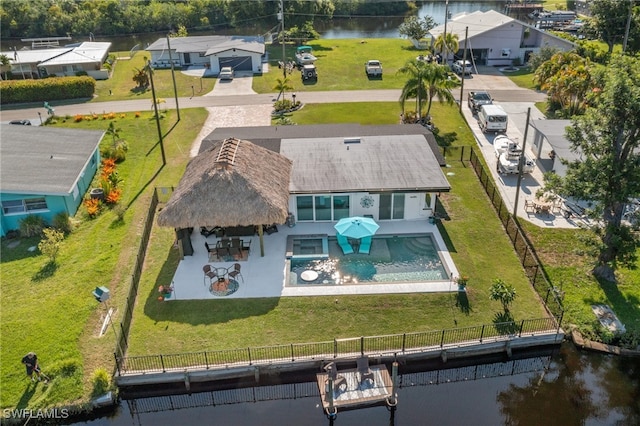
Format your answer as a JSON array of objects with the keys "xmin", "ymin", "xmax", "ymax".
[
  {"xmin": 116, "ymin": 317, "xmax": 559, "ymax": 375},
  {"xmin": 113, "ymin": 188, "xmax": 168, "ymax": 361},
  {"xmin": 113, "ymin": 151, "xmax": 565, "ymax": 375},
  {"xmin": 441, "ymin": 145, "xmax": 564, "ymax": 322}
]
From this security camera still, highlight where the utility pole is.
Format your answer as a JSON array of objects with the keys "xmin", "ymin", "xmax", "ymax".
[
  {"xmin": 459, "ymin": 26, "xmax": 468, "ymax": 113},
  {"xmin": 513, "ymin": 107, "xmax": 531, "ymax": 218},
  {"xmin": 623, "ymin": 0, "xmax": 634, "ymax": 52},
  {"xmin": 166, "ymin": 34, "xmax": 180, "ymax": 121},
  {"xmin": 442, "ymin": 0, "xmax": 449, "ymax": 63},
  {"xmin": 147, "ymin": 61, "xmax": 166, "ymax": 165},
  {"xmin": 279, "ymin": 0, "xmax": 286, "ymax": 78}
]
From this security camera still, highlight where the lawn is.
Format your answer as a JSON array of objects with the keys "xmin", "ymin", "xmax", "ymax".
[
  {"xmin": 128, "ymin": 154, "xmax": 547, "ymax": 355},
  {"xmin": 93, "ymin": 52, "xmax": 215, "ymax": 102},
  {"xmin": 0, "ymin": 108, "xmax": 208, "ymax": 410},
  {"xmin": 91, "ymin": 39, "xmax": 426, "ymax": 103},
  {"xmin": 503, "ymin": 67, "xmax": 537, "ymax": 91}
]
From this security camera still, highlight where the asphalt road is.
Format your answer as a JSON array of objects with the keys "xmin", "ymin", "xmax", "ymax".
[{"xmin": 0, "ymin": 67, "xmax": 545, "ymax": 123}]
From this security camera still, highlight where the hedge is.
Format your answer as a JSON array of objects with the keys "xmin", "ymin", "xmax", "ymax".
[{"xmin": 0, "ymin": 76, "xmax": 95, "ymax": 104}]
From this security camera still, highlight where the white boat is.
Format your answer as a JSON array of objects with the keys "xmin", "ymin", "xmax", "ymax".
[
  {"xmin": 295, "ymin": 46, "xmax": 317, "ymax": 66},
  {"xmin": 494, "ymin": 135, "xmax": 535, "ymax": 174}
]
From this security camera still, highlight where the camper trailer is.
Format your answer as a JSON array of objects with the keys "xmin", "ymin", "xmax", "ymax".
[{"xmin": 477, "ymin": 105, "xmax": 508, "ymax": 134}]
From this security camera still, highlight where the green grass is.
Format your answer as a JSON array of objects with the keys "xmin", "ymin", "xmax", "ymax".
[
  {"xmin": 93, "ymin": 52, "xmax": 215, "ymax": 102},
  {"xmin": 504, "ymin": 67, "xmax": 537, "ymax": 91},
  {"xmin": 128, "ymin": 158, "xmax": 547, "ymax": 355},
  {"xmin": 0, "ymin": 108, "xmax": 208, "ymax": 410},
  {"xmin": 256, "ymin": 39, "xmax": 429, "ymax": 93}
]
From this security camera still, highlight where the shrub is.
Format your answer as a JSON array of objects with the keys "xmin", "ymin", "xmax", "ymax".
[
  {"xmin": 85, "ymin": 198, "xmax": 102, "ymax": 218},
  {"xmin": 105, "ymin": 188, "xmax": 122, "ymax": 204},
  {"xmin": 19, "ymin": 215, "xmax": 46, "ymax": 237},
  {"xmin": 273, "ymin": 99, "xmax": 295, "ymax": 113},
  {"xmin": 91, "ymin": 368, "xmax": 111, "ymax": 397},
  {"xmin": 38, "ymin": 227, "xmax": 65, "ymax": 262},
  {"xmin": 52, "ymin": 212, "xmax": 72, "ymax": 234},
  {"xmin": 489, "ymin": 278, "xmax": 517, "ymax": 312}
]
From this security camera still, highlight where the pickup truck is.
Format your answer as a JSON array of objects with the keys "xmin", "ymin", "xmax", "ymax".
[
  {"xmin": 467, "ymin": 91, "xmax": 493, "ymax": 113},
  {"xmin": 365, "ymin": 60, "xmax": 382, "ymax": 77}
]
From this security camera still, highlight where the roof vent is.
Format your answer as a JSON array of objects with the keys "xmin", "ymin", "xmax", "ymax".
[{"xmin": 343, "ymin": 137, "xmax": 361, "ymax": 144}]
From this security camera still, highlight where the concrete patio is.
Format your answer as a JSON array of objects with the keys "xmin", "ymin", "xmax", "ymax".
[{"xmin": 166, "ymin": 219, "xmax": 459, "ymax": 301}]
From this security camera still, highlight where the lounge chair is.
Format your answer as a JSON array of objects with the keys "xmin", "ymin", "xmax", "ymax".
[
  {"xmin": 336, "ymin": 233, "xmax": 354, "ymax": 255},
  {"xmin": 359, "ymin": 236, "xmax": 372, "ymax": 254},
  {"xmin": 357, "ymin": 356, "xmax": 375, "ymax": 387}
]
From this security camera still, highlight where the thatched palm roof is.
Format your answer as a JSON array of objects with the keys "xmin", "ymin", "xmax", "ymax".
[{"xmin": 157, "ymin": 138, "xmax": 292, "ymax": 228}]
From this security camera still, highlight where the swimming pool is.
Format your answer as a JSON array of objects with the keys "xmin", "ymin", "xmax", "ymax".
[{"xmin": 287, "ymin": 234, "xmax": 449, "ymax": 285}]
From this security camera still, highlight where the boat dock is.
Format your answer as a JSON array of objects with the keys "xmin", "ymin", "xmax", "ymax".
[{"xmin": 316, "ymin": 363, "xmax": 397, "ymax": 417}]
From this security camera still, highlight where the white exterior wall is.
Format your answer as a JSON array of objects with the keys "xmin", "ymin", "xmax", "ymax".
[
  {"xmin": 468, "ymin": 23, "xmax": 524, "ymax": 66},
  {"xmin": 288, "ymin": 192, "xmax": 435, "ymax": 223}
]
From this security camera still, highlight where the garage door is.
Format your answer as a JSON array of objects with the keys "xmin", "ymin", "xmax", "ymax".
[{"xmin": 219, "ymin": 56, "xmax": 253, "ymax": 71}]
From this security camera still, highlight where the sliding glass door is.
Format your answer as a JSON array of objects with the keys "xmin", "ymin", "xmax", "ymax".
[
  {"xmin": 295, "ymin": 194, "xmax": 350, "ymax": 221},
  {"xmin": 378, "ymin": 193, "xmax": 405, "ymax": 220}
]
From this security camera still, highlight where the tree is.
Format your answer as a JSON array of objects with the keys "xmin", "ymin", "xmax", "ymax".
[
  {"xmin": 0, "ymin": 54, "xmax": 10, "ymax": 80},
  {"xmin": 398, "ymin": 59, "xmax": 458, "ymax": 119},
  {"xmin": 527, "ymin": 46, "xmax": 560, "ymax": 72},
  {"xmin": 273, "ymin": 77, "xmax": 293, "ymax": 102},
  {"xmin": 489, "ymin": 279, "xmax": 517, "ymax": 312},
  {"xmin": 38, "ymin": 228, "xmax": 64, "ymax": 263},
  {"xmin": 398, "ymin": 15, "xmax": 436, "ymax": 41},
  {"xmin": 287, "ymin": 21, "xmax": 320, "ymax": 45},
  {"xmin": 583, "ymin": 0, "xmax": 632, "ymax": 53},
  {"xmin": 132, "ymin": 67, "xmax": 149, "ymax": 89},
  {"xmin": 543, "ymin": 55, "xmax": 640, "ymax": 282},
  {"xmin": 169, "ymin": 24, "xmax": 188, "ymax": 38},
  {"xmin": 433, "ymin": 32, "xmax": 459, "ymax": 63},
  {"xmin": 534, "ymin": 52, "xmax": 594, "ymax": 117}
]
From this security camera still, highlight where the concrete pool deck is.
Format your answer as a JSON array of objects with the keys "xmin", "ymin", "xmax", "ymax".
[{"xmin": 167, "ymin": 220, "xmax": 459, "ymax": 300}]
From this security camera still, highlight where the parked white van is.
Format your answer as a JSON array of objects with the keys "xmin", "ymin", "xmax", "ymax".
[{"xmin": 477, "ymin": 104, "xmax": 508, "ymax": 133}]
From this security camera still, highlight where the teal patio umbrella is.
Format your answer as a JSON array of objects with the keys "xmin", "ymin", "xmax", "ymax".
[{"xmin": 334, "ymin": 216, "xmax": 380, "ymax": 239}]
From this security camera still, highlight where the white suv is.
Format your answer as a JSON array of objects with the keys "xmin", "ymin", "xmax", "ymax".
[{"xmin": 452, "ymin": 60, "xmax": 472, "ymax": 75}]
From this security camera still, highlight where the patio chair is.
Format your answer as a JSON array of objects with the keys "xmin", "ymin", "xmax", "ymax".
[
  {"xmin": 202, "ymin": 265, "xmax": 217, "ymax": 286},
  {"xmin": 357, "ymin": 356, "xmax": 375, "ymax": 387},
  {"xmin": 359, "ymin": 236, "xmax": 372, "ymax": 254},
  {"xmin": 336, "ymin": 233, "xmax": 354, "ymax": 255},
  {"xmin": 204, "ymin": 242, "xmax": 216, "ymax": 261},
  {"xmin": 228, "ymin": 263, "xmax": 244, "ymax": 283},
  {"xmin": 324, "ymin": 362, "xmax": 347, "ymax": 393},
  {"xmin": 216, "ymin": 246, "xmax": 229, "ymax": 260}
]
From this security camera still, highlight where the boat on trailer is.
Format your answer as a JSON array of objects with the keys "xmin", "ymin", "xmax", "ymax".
[{"xmin": 494, "ymin": 135, "xmax": 535, "ymax": 174}]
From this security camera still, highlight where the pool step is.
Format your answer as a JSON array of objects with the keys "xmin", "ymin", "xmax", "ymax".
[{"xmin": 403, "ymin": 237, "xmax": 437, "ymax": 256}]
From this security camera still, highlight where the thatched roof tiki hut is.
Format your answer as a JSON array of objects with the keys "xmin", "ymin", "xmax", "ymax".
[{"xmin": 157, "ymin": 138, "xmax": 292, "ymax": 256}]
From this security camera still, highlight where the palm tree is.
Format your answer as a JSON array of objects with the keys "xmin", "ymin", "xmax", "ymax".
[
  {"xmin": 0, "ymin": 54, "xmax": 10, "ymax": 80},
  {"xmin": 434, "ymin": 32, "xmax": 459, "ymax": 64},
  {"xmin": 397, "ymin": 60, "xmax": 459, "ymax": 120},
  {"xmin": 423, "ymin": 63, "xmax": 459, "ymax": 118},
  {"xmin": 273, "ymin": 77, "xmax": 293, "ymax": 101}
]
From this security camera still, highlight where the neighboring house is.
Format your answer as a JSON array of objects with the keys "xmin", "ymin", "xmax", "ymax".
[
  {"xmin": 1, "ymin": 42, "xmax": 112, "ymax": 80},
  {"xmin": 202, "ymin": 124, "xmax": 451, "ymax": 222},
  {"xmin": 0, "ymin": 125, "xmax": 104, "ymax": 236},
  {"xmin": 146, "ymin": 35, "xmax": 265, "ymax": 74},
  {"xmin": 529, "ymin": 119, "xmax": 580, "ymax": 178},
  {"xmin": 429, "ymin": 10, "xmax": 576, "ymax": 66}
]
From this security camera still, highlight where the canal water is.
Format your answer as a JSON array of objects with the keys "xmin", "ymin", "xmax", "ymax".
[
  {"xmin": 74, "ymin": 343, "xmax": 639, "ymax": 425},
  {"xmin": 1, "ymin": 1, "xmax": 504, "ymax": 51}
]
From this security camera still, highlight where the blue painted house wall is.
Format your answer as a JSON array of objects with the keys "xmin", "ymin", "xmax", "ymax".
[{"xmin": 0, "ymin": 149, "xmax": 100, "ymax": 236}]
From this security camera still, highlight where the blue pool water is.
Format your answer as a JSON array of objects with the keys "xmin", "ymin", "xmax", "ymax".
[{"xmin": 289, "ymin": 234, "xmax": 449, "ymax": 285}]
